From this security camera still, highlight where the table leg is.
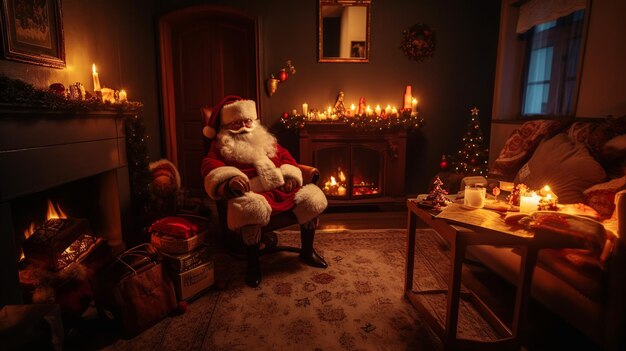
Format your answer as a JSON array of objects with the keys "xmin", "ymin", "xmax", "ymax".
[
  {"xmin": 404, "ymin": 209, "xmax": 417, "ymax": 292},
  {"xmin": 512, "ymin": 246, "xmax": 539, "ymax": 342},
  {"xmin": 445, "ymin": 233, "xmax": 466, "ymax": 342}
]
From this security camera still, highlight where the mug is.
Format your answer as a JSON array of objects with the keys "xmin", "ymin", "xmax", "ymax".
[{"xmin": 464, "ymin": 186, "xmax": 486, "ymax": 209}]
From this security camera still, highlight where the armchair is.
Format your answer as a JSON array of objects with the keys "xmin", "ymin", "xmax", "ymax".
[{"xmin": 200, "ymin": 105, "xmax": 328, "ymax": 287}]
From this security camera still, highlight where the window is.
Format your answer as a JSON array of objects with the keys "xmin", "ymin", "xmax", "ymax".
[{"xmin": 521, "ymin": 10, "xmax": 585, "ymax": 116}]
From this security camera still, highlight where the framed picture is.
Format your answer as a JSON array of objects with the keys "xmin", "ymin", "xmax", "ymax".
[
  {"xmin": 0, "ymin": 0, "xmax": 65, "ymax": 68},
  {"xmin": 350, "ymin": 41, "xmax": 365, "ymax": 59}
]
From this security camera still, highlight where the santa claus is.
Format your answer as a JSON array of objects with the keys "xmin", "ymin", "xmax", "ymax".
[{"xmin": 201, "ymin": 96, "xmax": 328, "ymax": 287}]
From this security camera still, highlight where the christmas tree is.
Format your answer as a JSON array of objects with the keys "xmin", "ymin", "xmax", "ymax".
[{"xmin": 446, "ymin": 107, "xmax": 489, "ymax": 176}]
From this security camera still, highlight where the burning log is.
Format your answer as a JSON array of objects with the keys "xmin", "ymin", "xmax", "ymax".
[{"xmin": 22, "ymin": 218, "xmax": 97, "ymax": 271}]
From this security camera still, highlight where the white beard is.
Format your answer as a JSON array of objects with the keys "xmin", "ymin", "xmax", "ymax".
[{"xmin": 217, "ymin": 121, "xmax": 278, "ymax": 164}]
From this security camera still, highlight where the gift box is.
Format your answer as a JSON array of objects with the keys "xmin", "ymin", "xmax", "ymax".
[
  {"xmin": 171, "ymin": 260, "xmax": 214, "ymax": 301},
  {"xmin": 161, "ymin": 244, "xmax": 210, "ymax": 273},
  {"xmin": 149, "ymin": 215, "xmax": 209, "ymax": 254}
]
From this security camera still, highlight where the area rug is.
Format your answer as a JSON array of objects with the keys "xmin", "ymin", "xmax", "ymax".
[{"xmin": 88, "ymin": 229, "xmax": 499, "ymax": 351}]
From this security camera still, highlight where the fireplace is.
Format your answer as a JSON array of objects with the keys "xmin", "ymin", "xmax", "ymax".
[
  {"xmin": 0, "ymin": 109, "xmax": 134, "ymax": 306},
  {"xmin": 299, "ymin": 122, "xmax": 407, "ymax": 209}
]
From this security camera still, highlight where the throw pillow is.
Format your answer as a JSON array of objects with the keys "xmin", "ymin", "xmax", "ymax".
[
  {"xmin": 490, "ymin": 120, "xmax": 569, "ymax": 179},
  {"xmin": 583, "ymin": 175, "xmax": 626, "ymax": 219},
  {"xmin": 514, "ymin": 133, "xmax": 607, "ymax": 204}
]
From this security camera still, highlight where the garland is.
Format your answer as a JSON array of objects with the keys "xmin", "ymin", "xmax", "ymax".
[
  {"xmin": 280, "ymin": 110, "xmax": 424, "ymax": 132},
  {"xmin": 400, "ymin": 23, "xmax": 436, "ymax": 62},
  {"xmin": 0, "ymin": 75, "xmax": 143, "ymax": 112}
]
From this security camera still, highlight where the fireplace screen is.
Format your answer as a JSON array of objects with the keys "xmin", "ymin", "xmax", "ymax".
[{"xmin": 316, "ymin": 144, "xmax": 383, "ymax": 199}]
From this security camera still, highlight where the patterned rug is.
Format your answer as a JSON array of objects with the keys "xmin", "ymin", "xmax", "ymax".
[{"xmin": 74, "ymin": 229, "xmax": 499, "ymax": 350}]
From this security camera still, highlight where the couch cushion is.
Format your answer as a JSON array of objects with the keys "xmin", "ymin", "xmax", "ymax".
[
  {"xmin": 490, "ymin": 120, "xmax": 569, "ymax": 179},
  {"xmin": 514, "ymin": 133, "xmax": 607, "ymax": 204},
  {"xmin": 583, "ymin": 175, "xmax": 626, "ymax": 219}
]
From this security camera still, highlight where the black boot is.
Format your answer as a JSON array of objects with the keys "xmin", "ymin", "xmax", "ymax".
[
  {"xmin": 299, "ymin": 221, "xmax": 328, "ymax": 268},
  {"xmin": 245, "ymin": 243, "xmax": 262, "ymax": 287}
]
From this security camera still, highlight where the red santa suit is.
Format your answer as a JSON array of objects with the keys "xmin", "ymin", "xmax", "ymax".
[{"xmin": 200, "ymin": 98, "xmax": 327, "ymax": 232}]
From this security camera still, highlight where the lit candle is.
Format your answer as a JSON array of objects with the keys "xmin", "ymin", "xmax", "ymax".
[
  {"xmin": 391, "ymin": 106, "xmax": 398, "ymax": 116},
  {"xmin": 365, "ymin": 105, "xmax": 373, "ymax": 116},
  {"xmin": 302, "ymin": 102, "xmax": 308, "ymax": 116},
  {"xmin": 337, "ymin": 185, "xmax": 347, "ymax": 196},
  {"xmin": 375, "ymin": 105, "xmax": 381, "ymax": 116},
  {"xmin": 92, "ymin": 64, "xmax": 101, "ymax": 92},
  {"xmin": 327, "ymin": 105, "xmax": 332, "ymax": 116},
  {"xmin": 403, "ymin": 85, "xmax": 412, "ymax": 109},
  {"xmin": 118, "ymin": 89, "xmax": 127, "ymax": 103},
  {"xmin": 520, "ymin": 192, "xmax": 541, "ymax": 213},
  {"xmin": 411, "ymin": 98, "xmax": 418, "ymax": 114},
  {"xmin": 350, "ymin": 104, "xmax": 356, "ymax": 114}
]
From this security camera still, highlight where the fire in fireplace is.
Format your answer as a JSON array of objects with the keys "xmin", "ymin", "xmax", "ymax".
[
  {"xmin": 299, "ymin": 123, "xmax": 406, "ymax": 208},
  {"xmin": 20, "ymin": 200, "xmax": 101, "ymax": 272}
]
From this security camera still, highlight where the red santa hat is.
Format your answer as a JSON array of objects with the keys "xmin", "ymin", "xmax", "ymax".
[{"xmin": 202, "ymin": 95, "xmax": 258, "ymax": 138}]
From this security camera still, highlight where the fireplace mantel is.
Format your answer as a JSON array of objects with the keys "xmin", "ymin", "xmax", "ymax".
[{"xmin": 0, "ymin": 107, "xmax": 135, "ymax": 306}]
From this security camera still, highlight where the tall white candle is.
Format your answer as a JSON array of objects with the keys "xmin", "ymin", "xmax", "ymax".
[
  {"xmin": 302, "ymin": 102, "xmax": 308, "ymax": 116},
  {"xmin": 92, "ymin": 64, "xmax": 101, "ymax": 92},
  {"xmin": 411, "ymin": 98, "xmax": 418, "ymax": 113}
]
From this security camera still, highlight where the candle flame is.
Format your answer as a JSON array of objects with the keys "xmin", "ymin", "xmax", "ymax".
[{"xmin": 92, "ymin": 63, "xmax": 97, "ymax": 74}]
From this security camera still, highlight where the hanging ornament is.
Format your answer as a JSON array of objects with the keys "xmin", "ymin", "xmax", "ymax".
[
  {"xmin": 439, "ymin": 155, "xmax": 449, "ymax": 170},
  {"xmin": 278, "ymin": 69, "xmax": 289, "ymax": 82},
  {"xmin": 281, "ymin": 112, "xmax": 289, "ymax": 119}
]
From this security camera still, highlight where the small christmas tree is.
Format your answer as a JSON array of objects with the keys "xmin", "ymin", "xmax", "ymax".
[
  {"xmin": 421, "ymin": 176, "xmax": 450, "ymax": 209},
  {"xmin": 447, "ymin": 107, "xmax": 489, "ymax": 176}
]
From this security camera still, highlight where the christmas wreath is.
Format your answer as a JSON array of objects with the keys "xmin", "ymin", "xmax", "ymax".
[{"xmin": 400, "ymin": 23, "xmax": 436, "ymax": 62}]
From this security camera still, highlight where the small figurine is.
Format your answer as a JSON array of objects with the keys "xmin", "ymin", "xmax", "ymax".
[{"xmin": 334, "ymin": 91, "xmax": 346, "ymax": 114}]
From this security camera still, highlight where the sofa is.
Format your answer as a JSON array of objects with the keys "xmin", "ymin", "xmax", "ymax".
[{"xmin": 449, "ymin": 118, "xmax": 626, "ymax": 350}]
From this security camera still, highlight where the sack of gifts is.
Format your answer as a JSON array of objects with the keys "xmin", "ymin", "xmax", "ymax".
[{"xmin": 90, "ymin": 243, "xmax": 177, "ymax": 336}]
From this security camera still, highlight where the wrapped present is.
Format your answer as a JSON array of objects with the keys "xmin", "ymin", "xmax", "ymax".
[
  {"xmin": 149, "ymin": 216, "xmax": 198, "ymax": 239},
  {"xmin": 150, "ymin": 214, "xmax": 210, "ymax": 254},
  {"xmin": 151, "ymin": 229, "xmax": 206, "ymax": 254},
  {"xmin": 161, "ymin": 244, "xmax": 210, "ymax": 273},
  {"xmin": 171, "ymin": 261, "xmax": 214, "ymax": 301}
]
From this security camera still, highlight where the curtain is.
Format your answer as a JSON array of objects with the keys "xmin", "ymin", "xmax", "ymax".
[{"xmin": 516, "ymin": 0, "xmax": 586, "ymax": 33}]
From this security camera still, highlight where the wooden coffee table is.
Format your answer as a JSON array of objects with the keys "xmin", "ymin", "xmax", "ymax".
[{"xmin": 404, "ymin": 199, "xmax": 581, "ymax": 350}]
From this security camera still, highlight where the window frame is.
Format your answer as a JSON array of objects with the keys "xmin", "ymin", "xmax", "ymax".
[{"xmin": 491, "ymin": 0, "xmax": 592, "ymax": 121}]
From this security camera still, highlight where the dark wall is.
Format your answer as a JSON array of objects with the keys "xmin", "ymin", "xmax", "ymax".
[{"xmin": 0, "ymin": 0, "xmax": 500, "ymax": 194}]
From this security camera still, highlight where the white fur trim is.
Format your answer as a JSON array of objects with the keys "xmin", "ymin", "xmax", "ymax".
[
  {"xmin": 221, "ymin": 100, "xmax": 257, "ymax": 126},
  {"xmin": 292, "ymin": 184, "xmax": 328, "ymax": 224},
  {"xmin": 252, "ymin": 156, "xmax": 284, "ymax": 192},
  {"xmin": 226, "ymin": 192, "xmax": 271, "ymax": 230},
  {"xmin": 280, "ymin": 164, "xmax": 303, "ymax": 186},
  {"xmin": 203, "ymin": 126, "xmax": 216, "ymax": 139},
  {"xmin": 204, "ymin": 166, "xmax": 248, "ymax": 199}
]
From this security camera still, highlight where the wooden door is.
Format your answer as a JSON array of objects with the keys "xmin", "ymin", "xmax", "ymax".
[{"xmin": 159, "ymin": 6, "xmax": 259, "ymax": 193}]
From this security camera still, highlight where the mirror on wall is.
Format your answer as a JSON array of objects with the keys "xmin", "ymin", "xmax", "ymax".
[{"xmin": 318, "ymin": 0, "xmax": 371, "ymax": 63}]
